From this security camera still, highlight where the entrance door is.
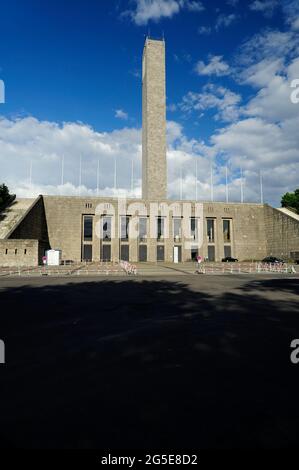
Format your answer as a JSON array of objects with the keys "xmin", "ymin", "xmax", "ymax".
[
  {"xmin": 173, "ymin": 246, "xmax": 181, "ymax": 263},
  {"xmin": 157, "ymin": 245, "xmax": 165, "ymax": 262},
  {"xmin": 101, "ymin": 244, "xmax": 111, "ymax": 262},
  {"xmin": 139, "ymin": 245, "xmax": 147, "ymax": 262}
]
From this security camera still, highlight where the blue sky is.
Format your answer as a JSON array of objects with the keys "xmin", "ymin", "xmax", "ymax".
[{"xmin": 0, "ymin": 0, "xmax": 298, "ymax": 205}]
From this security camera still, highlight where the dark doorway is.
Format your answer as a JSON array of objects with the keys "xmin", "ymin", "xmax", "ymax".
[
  {"xmin": 139, "ymin": 245, "xmax": 147, "ymax": 262},
  {"xmin": 101, "ymin": 244, "xmax": 111, "ymax": 262},
  {"xmin": 120, "ymin": 245, "xmax": 129, "ymax": 261},
  {"xmin": 82, "ymin": 245, "xmax": 92, "ymax": 261},
  {"xmin": 208, "ymin": 245, "xmax": 215, "ymax": 261},
  {"xmin": 157, "ymin": 245, "xmax": 165, "ymax": 262},
  {"xmin": 191, "ymin": 247, "xmax": 198, "ymax": 261}
]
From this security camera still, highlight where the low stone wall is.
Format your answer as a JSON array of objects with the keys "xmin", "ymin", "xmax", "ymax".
[{"xmin": 0, "ymin": 239, "xmax": 39, "ymax": 267}]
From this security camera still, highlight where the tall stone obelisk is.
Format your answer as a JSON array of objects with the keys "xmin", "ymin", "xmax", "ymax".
[{"xmin": 142, "ymin": 38, "xmax": 167, "ymax": 200}]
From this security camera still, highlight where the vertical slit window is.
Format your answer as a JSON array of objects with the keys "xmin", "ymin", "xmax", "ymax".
[{"xmin": 83, "ymin": 216, "xmax": 93, "ymax": 242}]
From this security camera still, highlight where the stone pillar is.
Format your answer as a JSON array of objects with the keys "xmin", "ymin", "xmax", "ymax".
[{"xmin": 142, "ymin": 39, "xmax": 167, "ymax": 200}]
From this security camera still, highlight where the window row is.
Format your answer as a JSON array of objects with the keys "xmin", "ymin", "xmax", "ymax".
[{"xmin": 83, "ymin": 216, "xmax": 232, "ymax": 242}]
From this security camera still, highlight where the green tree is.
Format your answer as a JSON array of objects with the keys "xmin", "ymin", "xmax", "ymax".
[
  {"xmin": 281, "ymin": 188, "xmax": 299, "ymax": 213},
  {"xmin": 0, "ymin": 183, "xmax": 11, "ymax": 207}
]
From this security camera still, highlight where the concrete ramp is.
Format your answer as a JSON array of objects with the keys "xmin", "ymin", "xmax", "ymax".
[
  {"xmin": 0, "ymin": 198, "xmax": 36, "ymax": 239},
  {"xmin": 277, "ymin": 207, "xmax": 299, "ymax": 222}
]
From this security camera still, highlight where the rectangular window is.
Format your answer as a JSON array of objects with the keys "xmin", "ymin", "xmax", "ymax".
[
  {"xmin": 157, "ymin": 217, "xmax": 164, "ymax": 241},
  {"xmin": 139, "ymin": 217, "xmax": 147, "ymax": 241},
  {"xmin": 207, "ymin": 219, "xmax": 215, "ymax": 243},
  {"xmin": 139, "ymin": 244, "xmax": 147, "ymax": 262},
  {"xmin": 83, "ymin": 216, "xmax": 93, "ymax": 241},
  {"xmin": 83, "ymin": 245, "xmax": 92, "ymax": 261},
  {"xmin": 120, "ymin": 244, "xmax": 129, "ymax": 261},
  {"xmin": 102, "ymin": 216, "xmax": 112, "ymax": 241},
  {"xmin": 223, "ymin": 220, "xmax": 231, "ymax": 242},
  {"xmin": 208, "ymin": 245, "xmax": 215, "ymax": 261},
  {"xmin": 190, "ymin": 218, "xmax": 198, "ymax": 241},
  {"xmin": 224, "ymin": 245, "xmax": 232, "ymax": 258},
  {"xmin": 101, "ymin": 244, "xmax": 111, "ymax": 262},
  {"xmin": 120, "ymin": 216, "xmax": 130, "ymax": 241},
  {"xmin": 173, "ymin": 218, "xmax": 181, "ymax": 242}
]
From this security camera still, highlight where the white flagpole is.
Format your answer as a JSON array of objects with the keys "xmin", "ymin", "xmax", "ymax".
[
  {"xmin": 61, "ymin": 154, "xmax": 64, "ymax": 187},
  {"xmin": 131, "ymin": 159, "xmax": 134, "ymax": 195},
  {"xmin": 114, "ymin": 157, "xmax": 117, "ymax": 194},
  {"xmin": 210, "ymin": 164, "xmax": 214, "ymax": 202},
  {"xmin": 29, "ymin": 160, "xmax": 32, "ymax": 187},
  {"xmin": 97, "ymin": 159, "xmax": 100, "ymax": 197},
  {"xmin": 240, "ymin": 167, "xmax": 244, "ymax": 203},
  {"xmin": 225, "ymin": 166, "xmax": 229, "ymax": 203},
  {"xmin": 79, "ymin": 155, "xmax": 82, "ymax": 196},
  {"xmin": 180, "ymin": 167, "xmax": 183, "ymax": 200},
  {"xmin": 195, "ymin": 159, "xmax": 198, "ymax": 201},
  {"xmin": 260, "ymin": 170, "xmax": 263, "ymax": 204}
]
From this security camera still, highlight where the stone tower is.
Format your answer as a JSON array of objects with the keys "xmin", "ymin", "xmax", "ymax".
[{"xmin": 142, "ymin": 38, "xmax": 167, "ymax": 200}]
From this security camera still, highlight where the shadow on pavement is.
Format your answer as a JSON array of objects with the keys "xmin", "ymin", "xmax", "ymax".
[{"xmin": 0, "ymin": 278, "xmax": 298, "ymax": 448}]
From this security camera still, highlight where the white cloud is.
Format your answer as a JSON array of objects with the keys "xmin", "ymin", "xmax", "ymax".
[
  {"xmin": 281, "ymin": 0, "xmax": 299, "ymax": 30},
  {"xmin": 215, "ymin": 13, "xmax": 238, "ymax": 31},
  {"xmin": 198, "ymin": 25, "xmax": 212, "ymax": 35},
  {"xmin": 185, "ymin": 1, "xmax": 205, "ymax": 12},
  {"xmin": 195, "ymin": 55, "xmax": 230, "ymax": 76},
  {"xmin": 249, "ymin": 0, "xmax": 279, "ymax": 17},
  {"xmin": 115, "ymin": 109, "xmax": 128, "ymax": 120},
  {"xmin": 180, "ymin": 85, "xmax": 241, "ymax": 122},
  {"xmin": 126, "ymin": 0, "xmax": 204, "ymax": 26}
]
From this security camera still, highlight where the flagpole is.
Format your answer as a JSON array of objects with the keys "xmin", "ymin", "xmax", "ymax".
[
  {"xmin": 210, "ymin": 164, "xmax": 214, "ymax": 202},
  {"xmin": 29, "ymin": 160, "xmax": 32, "ymax": 187},
  {"xmin": 61, "ymin": 154, "xmax": 64, "ymax": 187},
  {"xmin": 225, "ymin": 166, "xmax": 228, "ymax": 203},
  {"xmin": 180, "ymin": 166, "xmax": 183, "ymax": 200},
  {"xmin": 97, "ymin": 159, "xmax": 100, "ymax": 197},
  {"xmin": 131, "ymin": 159, "xmax": 134, "ymax": 196},
  {"xmin": 195, "ymin": 159, "xmax": 198, "ymax": 201},
  {"xmin": 260, "ymin": 170, "xmax": 263, "ymax": 204},
  {"xmin": 240, "ymin": 167, "xmax": 244, "ymax": 203},
  {"xmin": 114, "ymin": 157, "xmax": 117, "ymax": 194},
  {"xmin": 79, "ymin": 155, "xmax": 82, "ymax": 196}
]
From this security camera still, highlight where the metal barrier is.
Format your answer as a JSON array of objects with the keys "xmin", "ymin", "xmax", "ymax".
[
  {"xmin": 195, "ymin": 262, "xmax": 294, "ymax": 275},
  {"xmin": 120, "ymin": 260, "xmax": 137, "ymax": 275}
]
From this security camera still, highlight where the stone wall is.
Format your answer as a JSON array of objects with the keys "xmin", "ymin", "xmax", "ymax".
[
  {"xmin": 264, "ymin": 204, "xmax": 299, "ymax": 259},
  {"xmin": 0, "ymin": 239, "xmax": 39, "ymax": 266},
  {"xmin": 9, "ymin": 195, "xmax": 49, "ymax": 247},
  {"xmin": 42, "ymin": 196, "xmax": 269, "ymax": 263}
]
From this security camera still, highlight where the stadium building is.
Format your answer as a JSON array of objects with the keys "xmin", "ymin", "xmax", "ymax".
[{"xmin": 0, "ymin": 39, "xmax": 298, "ymax": 267}]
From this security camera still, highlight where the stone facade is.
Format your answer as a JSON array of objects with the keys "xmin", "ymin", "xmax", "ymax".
[
  {"xmin": 40, "ymin": 196, "xmax": 271, "ymax": 263},
  {"xmin": 142, "ymin": 39, "xmax": 167, "ymax": 200},
  {"xmin": 0, "ymin": 239, "xmax": 40, "ymax": 267},
  {"xmin": 264, "ymin": 204, "xmax": 299, "ymax": 259}
]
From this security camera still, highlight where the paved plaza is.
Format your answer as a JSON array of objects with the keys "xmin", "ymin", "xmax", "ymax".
[{"xmin": 0, "ymin": 273, "xmax": 299, "ymax": 448}]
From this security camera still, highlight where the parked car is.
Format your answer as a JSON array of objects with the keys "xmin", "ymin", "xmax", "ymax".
[
  {"xmin": 262, "ymin": 256, "xmax": 284, "ymax": 264},
  {"xmin": 222, "ymin": 256, "xmax": 238, "ymax": 262}
]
